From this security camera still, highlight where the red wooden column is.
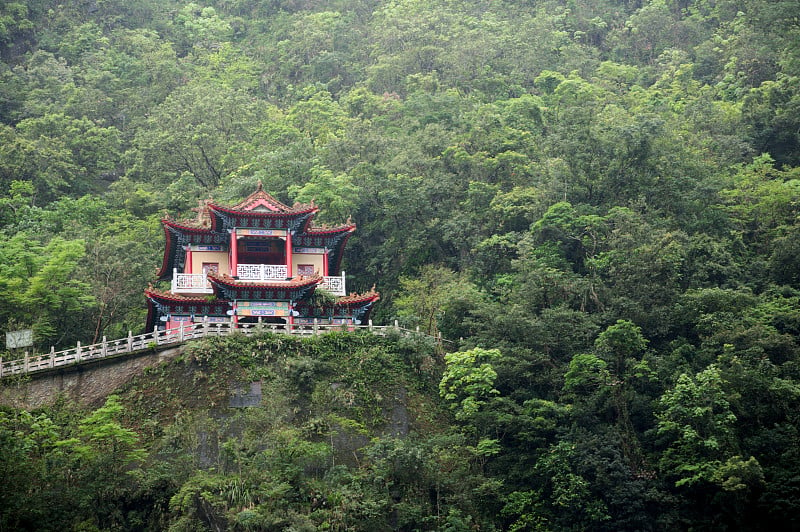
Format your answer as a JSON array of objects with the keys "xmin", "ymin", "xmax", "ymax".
[
  {"xmin": 323, "ymin": 249, "xmax": 329, "ymax": 277},
  {"xmin": 185, "ymin": 246, "xmax": 193, "ymax": 274},
  {"xmin": 285, "ymin": 231, "xmax": 293, "ymax": 278},
  {"xmin": 230, "ymin": 228, "xmax": 239, "ymax": 277}
]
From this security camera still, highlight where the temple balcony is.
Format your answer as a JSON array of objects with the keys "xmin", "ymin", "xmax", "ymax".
[
  {"xmin": 172, "ymin": 266, "xmax": 347, "ymax": 296},
  {"xmin": 321, "ymin": 271, "xmax": 346, "ymax": 296},
  {"xmin": 236, "ymin": 264, "xmax": 289, "ymax": 281},
  {"xmin": 236, "ymin": 265, "xmax": 346, "ymax": 295},
  {"xmin": 172, "ymin": 269, "xmax": 213, "ymax": 294}
]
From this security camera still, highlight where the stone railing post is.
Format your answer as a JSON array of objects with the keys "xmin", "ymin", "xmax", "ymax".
[
  {"xmin": 75, "ymin": 343, "xmax": 81, "ymax": 363},
  {"xmin": 50, "ymin": 346, "xmax": 55, "ymax": 367},
  {"xmin": 313, "ymin": 318, "xmax": 318, "ymax": 335},
  {"xmin": 0, "ymin": 357, "xmax": 3, "ymax": 377},
  {"xmin": 127, "ymin": 331, "xmax": 133, "ymax": 352},
  {"xmin": 101, "ymin": 336, "xmax": 108, "ymax": 357}
]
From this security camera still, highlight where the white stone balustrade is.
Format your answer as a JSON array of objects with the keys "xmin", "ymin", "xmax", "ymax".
[
  {"xmin": 0, "ymin": 319, "xmax": 454, "ymax": 379},
  {"xmin": 237, "ymin": 264, "xmax": 288, "ymax": 281},
  {"xmin": 172, "ymin": 269, "xmax": 213, "ymax": 294},
  {"xmin": 321, "ymin": 271, "xmax": 346, "ymax": 296}
]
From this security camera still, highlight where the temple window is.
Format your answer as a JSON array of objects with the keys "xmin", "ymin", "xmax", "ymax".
[{"xmin": 297, "ymin": 264, "xmax": 315, "ymax": 276}]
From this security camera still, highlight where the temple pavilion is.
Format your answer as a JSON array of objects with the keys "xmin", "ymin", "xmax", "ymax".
[{"xmin": 145, "ymin": 183, "xmax": 379, "ymax": 331}]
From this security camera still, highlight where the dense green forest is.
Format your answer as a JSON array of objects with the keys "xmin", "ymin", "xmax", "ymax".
[{"xmin": 2, "ymin": 0, "xmax": 800, "ymax": 529}]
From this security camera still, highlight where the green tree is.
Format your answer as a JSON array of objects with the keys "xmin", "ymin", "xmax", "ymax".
[
  {"xmin": 394, "ymin": 265, "xmax": 481, "ymax": 339},
  {"xmin": 172, "ymin": 3, "xmax": 233, "ymax": 54},
  {"xmin": 0, "ymin": 410, "xmax": 63, "ymax": 529},
  {"xmin": 721, "ymin": 153, "xmax": 800, "ymax": 250},
  {"xmin": 0, "ymin": 113, "xmax": 121, "ymax": 202},
  {"xmin": 530, "ymin": 440, "xmax": 611, "ymax": 530},
  {"xmin": 0, "ymin": 234, "xmax": 95, "ymax": 348},
  {"xmin": 56, "ymin": 395, "xmax": 147, "ymax": 530},
  {"xmin": 288, "ymin": 165, "xmax": 360, "ymax": 223},
  {"xmin": 657, "ymin": 364, "xmax": 762, "ymax": 490},
  {"xmin": 129, "ymin": 80, "xmax": 267, "ymax": 190},
  {"xmin": 440, "ymin": 347, "xmax": 502, "ymax": 421},
  {"xmin": 287, "ymin": 87, "xmax": 350, "ymax": 147},
  {"xmin": 594, "ymin": 320, "xmax": 651, "ymax": 470}
]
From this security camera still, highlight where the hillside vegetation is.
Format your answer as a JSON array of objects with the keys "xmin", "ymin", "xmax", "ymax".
[
  {"xmin": 1, "ymin": 0, "xmax": 800, "ymax": 529},
  {"xmin": 2, "ymin": 332, "xmax": 452, "ymax": 530}
]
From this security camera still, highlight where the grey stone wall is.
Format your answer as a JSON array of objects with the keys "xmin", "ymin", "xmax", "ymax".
[{"xmin": 0, "ymin": 346, "xmax": 185, "ymax": 410}]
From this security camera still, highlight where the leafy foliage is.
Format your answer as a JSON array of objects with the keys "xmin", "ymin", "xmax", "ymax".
[{"xmin": 2, "ymin": 0, "xmax": 800, "ymax": 528}]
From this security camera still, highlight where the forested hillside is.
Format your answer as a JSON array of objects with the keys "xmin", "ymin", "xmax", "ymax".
[{"xmin": 2, "ymin": 0, "xmax": 800, "ymax": 529}]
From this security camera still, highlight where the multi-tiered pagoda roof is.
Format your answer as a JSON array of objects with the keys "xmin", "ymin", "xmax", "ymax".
[{"xmin": 145, "ymin": 183, "xmax": 378, "ymax": 331}]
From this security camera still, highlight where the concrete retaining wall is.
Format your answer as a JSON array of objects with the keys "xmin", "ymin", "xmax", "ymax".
[{"xmin": 0, "ymin": 345, "xmax": 186, "ymax": 410}]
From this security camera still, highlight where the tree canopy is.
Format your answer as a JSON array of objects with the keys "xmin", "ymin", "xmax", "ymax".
[{"xmin": 2, "ymin": 0, "xmax": 800, "ymax": 528}]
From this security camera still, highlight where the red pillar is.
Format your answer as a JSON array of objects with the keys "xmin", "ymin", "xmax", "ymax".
[
  {"xmin": 323, "ymin": 249, "xmax": 329, "ymax": 277},
  {"xmin": 185, "ymin": 247, "xmax": 193, "ymax": 274},
  {"xmin": 286, "ymin": 231, "xmax": 293, "ymax": 278},
  {"xmin": 230, "ymin": 228, "xmax": 238, "ymax": 277}
]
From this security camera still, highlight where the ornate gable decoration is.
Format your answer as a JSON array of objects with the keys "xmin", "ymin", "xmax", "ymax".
[{"xmin": 225, "ymin": 181, "xmax": 315, "ymax": 214}]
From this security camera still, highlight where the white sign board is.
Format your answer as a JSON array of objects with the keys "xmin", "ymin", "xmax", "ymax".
[{"xmin": 6, "ymin": 329, "xmax": 33, "ymax": 349}]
